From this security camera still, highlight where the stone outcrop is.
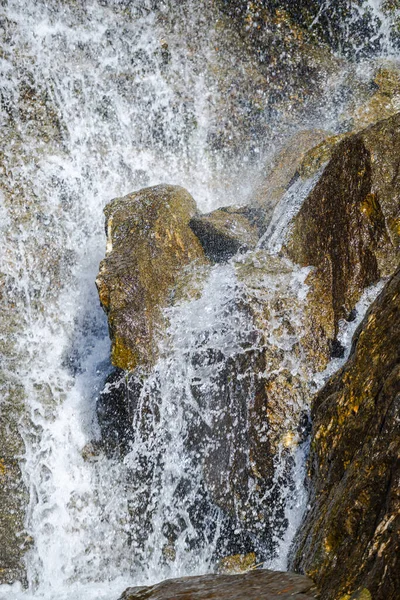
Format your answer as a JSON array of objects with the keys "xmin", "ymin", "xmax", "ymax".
[
  {"xmin": 120, "ymin": 569, "xmax": 319, "ymax": 600},
  {"xmin": 198, "ymin": 253, "xmax": 312, "ymax": 548},
  {"xmin": 96, "ymin": 184, "xmax": 207, "ymax": 372},
  {"xmin": 189, "ymin": 206, "xmax": 261, "ymax": 262},
  {"xmin": 292, "ymin": 268, "xmax": 400, "ymax": 600},
  {"xmin": 285, "ymin": 112, "xmax": 400, "ymax": 370}
]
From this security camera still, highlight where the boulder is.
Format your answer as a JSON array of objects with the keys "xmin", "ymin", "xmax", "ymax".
[
  {"xmin": 285, "ymin": 112, "xmax": 400, "ymax": 370},
  {"xmin": 251, "ymin": 65, "xmax": 400, "ymax": 237},
  {"xmin": 291, "ymin": 268, "xmax": 400, "ymax": 600},
  {"xmin": 189, "ymin": 206, "xmax": 261, "ymax": 262},
  {"xmin": 96, "ymin": 184, "xmax": 208, "ymax": 372},
  {"xmin": 120, "ymin": 569, "xmax": 318, "ymax": 600}
]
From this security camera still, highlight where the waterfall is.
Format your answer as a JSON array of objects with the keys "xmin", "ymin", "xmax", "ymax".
[{"xmin": 0, "ymin": 1, "xmax": 399, "ymax": 599}]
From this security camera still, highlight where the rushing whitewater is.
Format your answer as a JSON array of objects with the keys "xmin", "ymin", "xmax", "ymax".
[{"xmin": 0, "ymin": 1, "xmax": 399, "ymax": 599}]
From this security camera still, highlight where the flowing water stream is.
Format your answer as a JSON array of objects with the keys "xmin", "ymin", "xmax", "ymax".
[{"xmin": 0, "ymin": 1, "xmax": 398, "ymax": 599}]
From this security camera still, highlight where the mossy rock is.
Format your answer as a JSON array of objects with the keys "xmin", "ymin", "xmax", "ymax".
[{"xmin": 217, "ymin": 552, "xmax": 257, "ymax": 574}]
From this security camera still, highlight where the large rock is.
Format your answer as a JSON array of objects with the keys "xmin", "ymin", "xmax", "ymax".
[
  {"xmin": 120, "ymin": 569, "xmax": 319, "ymax": 600},
  {"xmin": 285, "ymin": 112, "xmax": 400, "ymax": 369},
  {"xmin": 252, "ymin": 65, "xmax": 400, "ymax": 236},
  {"xmin": 96, "ymin": 184, "xmax": 207, "ymax": 372},
  {"xmin": 291, "ymin": 268, "xmax": 400, "ymax": 600}
]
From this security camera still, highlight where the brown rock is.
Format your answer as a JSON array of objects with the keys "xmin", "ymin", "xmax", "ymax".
[
  {"xmin": 189, "ymin": 206, "xmax": 260, "ymax": 262},
  {"xmin": 286, "ymin": 113, "xmax": 400, "ymax": 370},
  {"xmin": 96, "ymin": 184, "xmax": 207, "ymax": 372},
  {"xmin": 201, "ymin": 253, "xmax": 311, "ymax": 540},
  {"xmin": 120, "ymin": 569, "xmax": 319, "ymax": 600},
  {"xmin": 291, "ymin": 268, "xmax": 400, "ymax": 600}
]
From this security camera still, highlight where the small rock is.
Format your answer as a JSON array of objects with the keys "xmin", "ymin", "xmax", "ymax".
[
  {"xmin": 189, "ymin": 206, "xmax": 260, "ymax": 262},
  {"xmin": 217, "ymin": 552, "xmax": 257, "ymax": 574}
]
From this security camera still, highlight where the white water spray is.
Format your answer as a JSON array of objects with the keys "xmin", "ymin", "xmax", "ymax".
[{"xmin": 0, "ymin": 1, "xmax": 398, "ymax": 599}]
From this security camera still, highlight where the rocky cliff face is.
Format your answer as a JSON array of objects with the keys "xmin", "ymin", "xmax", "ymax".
[{"xmin": 291, "ymin": 268, "xmax": 400, "ymax": 600}]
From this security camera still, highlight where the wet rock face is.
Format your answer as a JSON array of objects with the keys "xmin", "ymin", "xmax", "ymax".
[
  {"xmin": 292, "ymin": 268, "xmax": 400, "ymax": 600},
  {"xmin": 120, "ymin": 569, "xmax": 319, "ymax": 600},
  {"xmin": 220, "ymin": 0, "xmax": 394, "ymax": 59},
  {"xmin": 286, "ymin": 113, "xmax": 400, "ymax": 369},
  {"xmin": 96, "ymin": 184, "xmax": 207, "ymax": 371}
]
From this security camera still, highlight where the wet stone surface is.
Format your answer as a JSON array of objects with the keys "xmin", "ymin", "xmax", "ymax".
[{"xmin": 120, "ymin": 569, "xmax": 319, "ymax": 600}]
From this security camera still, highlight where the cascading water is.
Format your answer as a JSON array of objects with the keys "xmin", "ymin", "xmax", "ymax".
[{"xmin": 1, "ymin": 0, "xmax": 399, "ymax": 599}]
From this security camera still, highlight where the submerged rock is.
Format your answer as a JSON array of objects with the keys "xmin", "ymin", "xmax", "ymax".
[
  {"xmin": 292, "ymin": 268, "xmax": 400, "ymax": 600},
  {"xmin": 120, "ymin": 569, "xmax": 318, "ymax": 600},
  {"xmin": 285, "ymin": 112, "xmax": 400, "ymax": 369},
  {"xmin": 189, "ymin": 206, "xmax": 261, "ymax": 262},
  {"xmin": 96, "ymin": 184, "xmax": 207, "ymax": 372}
]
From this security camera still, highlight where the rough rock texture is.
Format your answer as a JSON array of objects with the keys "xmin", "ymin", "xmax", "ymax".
[
  {"xmin": 286, "ymin": 113, "xmax": 400, "ymax": 370},
  {"xmin": 219, "ymin": 0, "xmax": 396, "ymax": 59},
  {"xmin": 348, "ymin": 66, "xmax": 400, "ymax": 133},
  {"xmin": 0, "ymin": 377, "xmax": 29, "ymax": 585},
  {"xmin": 96, "ymin": 184, "xmax": 207, "ymax": 371},
  {"xmin": 189, "ymin": 206, "xmax": 261, "ymax": 262},
  {"xmin": 292, "ymin": 268, "xmax": 400, "ymax": 600},
  {"xmin": 120, "ymin": 569, "xmax": 319, "ymax": 600},
  {"xmin": 217, "ymin": 552, "xmax": 257, "ymax": 574}
]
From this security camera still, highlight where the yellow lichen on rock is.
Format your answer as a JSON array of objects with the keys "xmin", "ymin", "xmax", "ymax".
[{"xmin": 217, "ymin": 552, "xmax": 257, "ymax": 574}]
